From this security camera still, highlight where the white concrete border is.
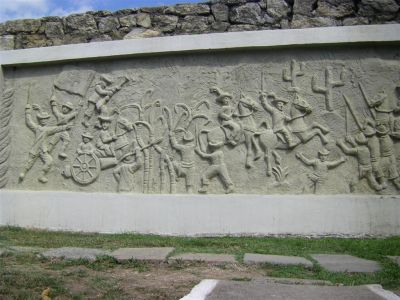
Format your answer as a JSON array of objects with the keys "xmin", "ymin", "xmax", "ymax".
[
  {"xmin": 366, "ymin": 285, "xmax": 400, "ymax": 300},
  {"xmin": 0, "ymin": 24, "xmax": 400, "ymax": 66},
  {"xmin": 0, "ymin": 190, "xmax": 399, "ymax": 236},
  {"xmin": 180, "ymin": 279, "xmax": 219, "ymax": 300}
]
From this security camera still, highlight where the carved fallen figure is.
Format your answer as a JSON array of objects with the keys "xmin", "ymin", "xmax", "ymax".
[
  {"xmin": 49, "ymin": 95, "xmax": 78, "ymax": 159},
  {"xmin": 19, "ymin": 103, "xmax": 72, "ymax": 183},
  {"xmin": 169, "ymin": 129, "xmax": 197, "ymax": 193},
  {"xmin": 197, "ymin": 131, "xmax": 235, "ymax": 194},
  {"xmin": 296, "ymin": 148, "xmax": 346, "ymax": 194},
  {"xmin": 82, "ymin": 74, "xmax": 129, "ymax": 127},
  {"xmin": 337, "ymin": 133, "xmax": 383, "ymax": 191},
  {"xmin": 113, "ymin": 147, "xmax": 142, "ymax": 193}
]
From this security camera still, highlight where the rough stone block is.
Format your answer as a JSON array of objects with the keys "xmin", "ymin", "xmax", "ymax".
[
  {"xmin": 98, "ymin": 17, "xmax": 120, "ymax": 33},
  {"xmin": 170, "ymin": 253, "xmax": 236, "ymax": 263},
  {"xmin": 153, "ymin": 15, "xmax": 179, "ymax": 32},
  {"xmin": 44, "ymin": 22, "xmax": 64, "ymax": 39},
  {"xmin": 244, "ymin": 254, "xmax": 313, "ymax": 268},
  {"xmin": 291, "ymin": 15, "xmax": 341, "ymax": 28},
  {"xmin": 179, "ymin": 16, "xmax": 210, "ymax": 33},
  {"xmin": 64, "ymin": 14, "xmax": 97, "ymax": 33},
  {"xmin": 5, "ymin": 19, "xmax": 42, "ymax": 33},
  {"xmin": 230, "ymin": 3, "xmax": 263, "ymax": 25},
  {"xmin": 293, "ymin": 0, "xmax": 316, "ymax": 16},
  {"xmin": 119, "ymin": 15, "xmax": 137, "ymax": 28},
  {"xmin": 0, "ymin": 35, "xmax": 14, "ymax": 50},
  {"xmin": 41, "ymin": 247, "xmax": 110, "ymax": 261},
  {"xmin": 123, "ymin": 28, "xmax": 161, "ymax": 39},
  {"xmin": 311, "ymin": 254, "xmax": 381, "ymax": 273},
  {"xmin": 111, "ymin": 247, "xmax": 175, "ymax": 261},
  {"xmin": 264, "ymin": 0, "xmax": 289, "ymax": 20},
  {"xmin": 164, "ymin": 4, "xmax": 210, "ymax": 16},
  {"xmin": 316, "ymin": 0, "xmax": 355, "ymax": 18},
  {"xmin": 211, "ymin": 3, "xmax": 229, "ymax": 22},
  {"xmin": 136, "ymin": 13, "xmax": 152, "ymax": 28},
  {"xmin": 358, "ymin": 0, "xmax": 399, "ymax": 17},
  {"xmin": 342, "ymin": 17, "xmax": 369, "ymax": 26}
]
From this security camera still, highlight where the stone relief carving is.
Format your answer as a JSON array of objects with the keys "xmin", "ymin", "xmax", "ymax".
[{"xmin": 3, "ymin": 50, "xmax": 400, "ymax": 195}]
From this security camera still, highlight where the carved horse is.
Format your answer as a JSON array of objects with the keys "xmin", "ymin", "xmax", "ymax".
[
  {"xmin": 200, "ymin": 120, "xmax": 282, "ymax": 177},
  {"xmin": 288, "ymin": 95, "xmax": 331, "ymax": 145}
]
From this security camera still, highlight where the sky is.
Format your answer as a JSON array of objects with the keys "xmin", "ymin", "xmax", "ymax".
[{"xmin": 0, "ymin": 0, "xmax": 203, "ymax": 23}]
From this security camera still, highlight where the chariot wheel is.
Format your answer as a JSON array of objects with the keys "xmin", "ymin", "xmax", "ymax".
[{"xmin": 71, "ymin": 152, "xmax": 101, "ymax": 185}]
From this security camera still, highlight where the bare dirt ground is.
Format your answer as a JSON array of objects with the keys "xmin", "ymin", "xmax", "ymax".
[{"xmin": 1, "ymin": 254, "xmax": 268, "ymax": 299}]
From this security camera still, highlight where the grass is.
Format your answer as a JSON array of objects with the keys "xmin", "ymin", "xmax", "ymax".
[{"xmin": 0, "ymin": 226, "xmax": 399, "ymax": 299}]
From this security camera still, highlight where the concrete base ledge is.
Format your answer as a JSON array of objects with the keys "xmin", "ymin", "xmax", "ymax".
[{"xmin": 0, "ymin": 190, "xmax": 399, "ymax": 237}]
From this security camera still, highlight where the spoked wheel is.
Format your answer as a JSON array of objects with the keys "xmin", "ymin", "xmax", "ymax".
[{"xmin": 71, "ymin": 152, "xmax": 101, "ymax": 185}]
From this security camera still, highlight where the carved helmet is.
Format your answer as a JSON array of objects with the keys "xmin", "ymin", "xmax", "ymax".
[
  {"xmin": 355, "ymin": 132, "xmax": 367, "ymax": 144},
  {"xmin": 183, "ymin": 130, "xmax": 194, "ymax": 142},
  {"xmin": 100, "ymin": 74, "xmax": 113, "ymax": 84},
  {"xmin": 62, "ymin": 101, "xmax": 74, "ymax": 110},
  {"xmin": 210, "ymin": 87, "xmax": 233, "ymax": 104},
  {"xmin": 81, "ymin": 132, "xmax": 93, "ymax": 140},
  {"xmin": 98, "ymin": 115, "xmax": 112, "ymax": 122},
  {"xmin": 37, "ymin": 111, "xmax": 51, "ymax": 119},
  {"xmin": 318, "ymin": 148, "xmax": 330, "ymax": 156},
  {"xmin": 118, "ymin": 151, "xmax": 136, "ymax": 163},
  {"xmin": 268, "ymin": 93, "xmax": 288, "ymax": 105}
]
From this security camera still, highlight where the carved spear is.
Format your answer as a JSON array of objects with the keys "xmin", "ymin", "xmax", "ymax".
[{"xmin": 343, "ymin": 94, "xmax": 363, "ymax": 131}]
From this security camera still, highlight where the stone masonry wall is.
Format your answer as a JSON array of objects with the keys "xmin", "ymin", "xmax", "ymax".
[{"xmin": 0, "ymin": 0, "xmax": 399, "ymax": 50}]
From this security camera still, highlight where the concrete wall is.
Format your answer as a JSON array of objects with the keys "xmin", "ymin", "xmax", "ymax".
[
  {"xmin": 0, "ymin": 0, "xmax": 399, "ymax": 50},
  {"xmin": 1, "ymin": 191, "xmax": 399, "ymax": 236}
]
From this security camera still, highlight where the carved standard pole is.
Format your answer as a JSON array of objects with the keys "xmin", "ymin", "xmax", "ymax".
[
  {"xmin": 282, "ymin": 59, "xmax": 305, "ymax": 92},
  {"xmin": 312, "ymin": 66, "xmax": 345, "ymax": 112},
  {"xmin": 358, "ymin": 82, "xmax": 376, "ymax": 119}
]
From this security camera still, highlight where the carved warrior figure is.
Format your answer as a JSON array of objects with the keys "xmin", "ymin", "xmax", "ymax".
[
  {"xmin": 237, "ymin": 94, "xmax": 262, "ymax": 168},
  {"xmin": 95, "ymin": 115, "xmax": 117, "ymax": 157},
  {"xmin": 19, "ymin": 104, "xmax": 71, "ymax": 183},
  {"xmin": 375, "ymin": 124, "xmax": 400, "ymax": 189},
  {"xmin": 296, "ymin": 149, "xmax": 346, "ymax": 194},
  {"xmin": 113, "ymin": 147, "xmax": 142, "ymax": 193},
  {"xmin": 196, "ymin": 133, "xmax": 235, "ymax": 194},
  {"xmin": 211, "ymin": 87, "xmax": 241, "ymax": 146},
  {"xmin": 77, "ymin": 132, "xmax": 96, "ymax": 154},
  {"xmin": 337, "ymin": 133, "xmax": 383, "ymax": 191},
  {"xmin": 82, "ymin": 75, "xmax": 128, "ymax": 127},
  {"xmin": 259, "ymin": 92, "xmax": 296, "ymax": 148},
  {"xmin": 169, "ymin": 129, "xmax": 196, "ymax": 193},
  {"xmin": 49, "ymin": 96, "xmax": 78, "ymax": 158},
  {"xmin": 368, "ymin": 89, "xmax": 400, "ymax": 132},
  {"xmin": 362, "ymin": 120, "xmax": 387, "ymax": 188}
]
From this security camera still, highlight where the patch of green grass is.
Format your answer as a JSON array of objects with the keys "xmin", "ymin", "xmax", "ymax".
[
  {"xmin": 0, "ymin": 267, "xmax": 68, "ymax": 299},
  {"xmin": 1, "ymin": 226, "xmax": 399, "ymax": 258}
]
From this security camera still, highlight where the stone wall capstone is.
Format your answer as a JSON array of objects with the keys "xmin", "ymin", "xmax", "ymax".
[{"xmin": 0, "ymin": 0, "xmax": 399, "ymax": 50}]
